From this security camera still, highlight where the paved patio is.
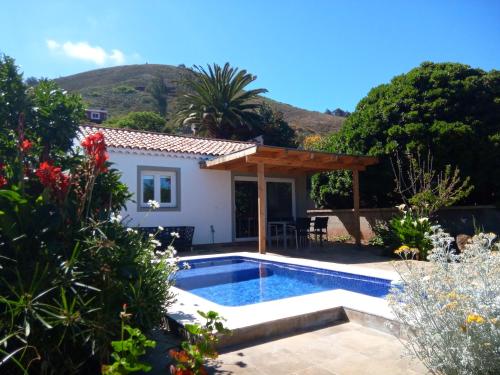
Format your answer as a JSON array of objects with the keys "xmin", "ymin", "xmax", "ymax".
[
  {"xmin": 149, "ymin": 243, "xmax": 427, "ymax": 374},
  {"xmin": 211, "ymin": 322, "xmax": 428, "ymax": 375},
  {"xmin": 189, "ymin": 242, "xmax": 398, "ymax": 272}
]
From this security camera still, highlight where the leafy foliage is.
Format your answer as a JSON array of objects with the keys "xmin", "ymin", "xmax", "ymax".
[
  {"xmin": 102, "ymin": 305, "xmax": 156, "ymax": 374},
  {"xmin": 312, "ymin": 62, "xmax": 500, "ymax": 208},
  {"xmin": 106, "ymin": 111, "xmax": 171, "ymax": 133},
  {"xmin": 390, "ymin": 205, "xmax": 433, "ymax": 260},
  {"xmin": 173, "ymin": 63, "xmax": 268, "ymax": 140},
  {"xmin": 146, "ymin": 75, "xmax": 174, "ymax": 117},
  {"xmin": 169, "ymin": 310, "xmax": 231, "ymax": 375},
  {"xmin": 256, "ymin": 102, "xmax": 296, "ymax": 147},
  {"xmin": 0, "ymin": 56, "xmax": 177, "ymax": 373},
  {"xmin": 389, "ymin": 228, "xmax": 500, "ymax": 374},
  {"xmin": 392, "ymin": 151, "xmax": 473, "ymax": 216}
]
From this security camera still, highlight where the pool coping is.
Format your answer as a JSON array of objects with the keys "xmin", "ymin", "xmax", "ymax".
[{"xmin": 168, "ymin": 252, "xmax": 400, "ymax": 347}]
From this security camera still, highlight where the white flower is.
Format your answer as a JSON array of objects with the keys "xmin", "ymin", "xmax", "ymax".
[
  {"xmin": 396, "ymin": 204, "xmax": 406, "ymax": 211},
  {"xmin": 158, "ymin": 226, "xmax": 164, "ymax": 231},
  {"xmin": 170, "ymin": 231, "xmax": 180, "ymax": 239},
  {"xmin": 148, "ymin": 233, "xmax": 154, "ymax": 238},
  {"xmin": 418, "ymin": 217, "xmax": 429, "ymax": 224},
  {"xmin": 147, "ymin": 200, "xmax": 160, "ymax": 209},
  {"xmin": 126, "ymin": 227, "xmax": 138, "ymax": 234},
  {"xmin": 167, "ymin": 245, "xmax": 175, "ymax": 252},
  {"xmin": 109, "ymin": 212, "xmax": 122, "ymax": 223},
  {"xmin": 400, "ymin": 219, "xmax": 405, "ymax": 225},
  {"xmin": 150, "ymin": 239, "xmax": 162, "ymax": 248},
  {"xmin": 182, "ymin": 262, "xmax": 191, "ymax": 269}
]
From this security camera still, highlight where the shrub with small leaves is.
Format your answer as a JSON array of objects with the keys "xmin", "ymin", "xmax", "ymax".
[{"xmin": 388, "ymin": 226, "xmax": 500, "ymax": 375}]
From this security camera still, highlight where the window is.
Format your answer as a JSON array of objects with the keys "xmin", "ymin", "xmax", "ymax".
[
  {"xmin": 91, "ymin": 112, "xmax": 100, "ymax": 120},
  {"xmin": 138, "ymin": 167, "xmax": 180, "ymax": 210}
]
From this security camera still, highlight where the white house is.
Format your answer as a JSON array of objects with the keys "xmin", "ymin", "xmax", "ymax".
[{"xmin": 79, "ymin": 125, "xmax": 378, "ymax": 251}]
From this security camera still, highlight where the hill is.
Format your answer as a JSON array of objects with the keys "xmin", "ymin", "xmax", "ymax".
[{"xmin": 54, "ymin": 64, "xmax": 345, "ymax": 137}]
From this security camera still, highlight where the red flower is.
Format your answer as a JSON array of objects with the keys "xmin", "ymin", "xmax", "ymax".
[
  {"xmin": 81, "ymin": 132, "xmax": 109, "ymax": 173},
  {"xmin": 20, "ymin": 139, "xmax": 32, "ymax": 153},
  {"xmin": 35, "ymin": 161, "xmax": 70, "ymax": 199},
  {"xmin": 0, "ymin": 175, "xmax": 7, "ymax": 188}
]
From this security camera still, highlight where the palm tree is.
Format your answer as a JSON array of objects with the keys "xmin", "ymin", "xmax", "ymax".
[{"xmin": 173, "ymin": 63, "xmax": 268, "ymax": 139}]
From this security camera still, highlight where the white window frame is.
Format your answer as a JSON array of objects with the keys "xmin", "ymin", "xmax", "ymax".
[{"xmin": 137, "ymin": 166, "xmax": 180, "ymax": 211}]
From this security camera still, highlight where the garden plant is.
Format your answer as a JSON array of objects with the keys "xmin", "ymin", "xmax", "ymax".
[
  {"xmin": 389, "ymin": 226, "xmax": 500, "ymax": 374},
  {"xmin": 169, "ymin": 310, "xmax": 231, "ymax": 375},
  {"xmin": 0, "ymin": 55, "xmax": 178, "ymax": 373}
]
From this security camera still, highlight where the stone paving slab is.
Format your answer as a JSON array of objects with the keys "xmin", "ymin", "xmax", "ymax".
[{"xmin": 211, "ymin": 322, "xmax": 428, "ymax": 375}]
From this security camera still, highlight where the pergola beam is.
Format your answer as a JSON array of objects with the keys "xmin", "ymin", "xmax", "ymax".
[{"xmin": 245, "ymin": 155, "xmax": 362, "ymax": 171}]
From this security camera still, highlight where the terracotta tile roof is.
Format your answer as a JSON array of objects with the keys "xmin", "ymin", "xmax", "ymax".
[{"xmin": 79, "ymin": 125, "xmax": 256, "ymax": 156}]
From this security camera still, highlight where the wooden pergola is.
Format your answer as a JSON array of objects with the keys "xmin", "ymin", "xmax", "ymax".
[{"xmin": 201, "ymin": 145, "xmax": 378, "ymax": 254}]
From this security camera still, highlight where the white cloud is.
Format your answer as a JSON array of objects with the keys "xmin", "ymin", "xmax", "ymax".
[{"xmin": 46, "ymin": 39, "xmax": 125, "ymax": 66}]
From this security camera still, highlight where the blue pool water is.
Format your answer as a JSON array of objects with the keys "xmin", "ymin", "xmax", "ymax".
[{"xmin": 175, "ymin": 256, "xmax": 391, "ymax": 306}]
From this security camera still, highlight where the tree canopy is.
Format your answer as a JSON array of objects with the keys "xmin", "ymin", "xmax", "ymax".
[
  {"xmin": 256, "ymin": 102, "xmax": 296, "ymax": 147},
  {"xmin": 146, "ymin": 75, "xmax": 174, "ymax": 117},
  {"xmin": 173, "ymin": 63, "xmax": 267, "ymax": 140},
  {"xmin": 311, "ymin": 62, "xmax": 500, "ymax": 208},
  {"xmin": 0, "ymin": 55, "xmax": 84, "ymax": 162},
  {"xmin": 105, "ymin": 111, "xmax": 171, "ymax": 133}
]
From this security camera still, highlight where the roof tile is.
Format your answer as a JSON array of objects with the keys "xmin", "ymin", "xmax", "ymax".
[{"xmin": 79, "ymin": 125, "xmax": 255, "ymax": 156}]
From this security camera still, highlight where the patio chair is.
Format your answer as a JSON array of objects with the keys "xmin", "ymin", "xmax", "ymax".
[
  {"xmin": 287, "ymin": 217, "xmax": 312, "ymax": 249},
  {"xmin": 138, "ymin": 226, "xmax": 195, "ymax": 252},
  {"xmin": 268, "ymin": 217, "xmax": 295, "ymax": 248},
  {"xmin": 309, "ymin": 217, "xmax": 329, "ymax": 246}
]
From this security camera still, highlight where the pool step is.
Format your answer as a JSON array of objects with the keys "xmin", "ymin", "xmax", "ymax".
[
  {"xmin": 167, "ymin": 306, "xmax": 404, "ymax": 351},
  {"xmin": 218, "ymin": 306, "xmax": 348, "ymax": 349}
]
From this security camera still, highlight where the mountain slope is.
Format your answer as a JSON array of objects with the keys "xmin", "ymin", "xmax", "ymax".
[{"xmin": 55, "ymin": 64, "xmax": 345, "ymax": 136}]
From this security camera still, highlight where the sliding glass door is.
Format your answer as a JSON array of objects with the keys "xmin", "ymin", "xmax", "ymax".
[{"xmin": 234, "ymin": 177, "xmax": 295, "ymax": 240}]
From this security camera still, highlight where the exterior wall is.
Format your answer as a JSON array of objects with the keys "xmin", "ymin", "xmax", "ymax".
[
  {"xmin": 308, "ymin": 205, "xmax": 500, "ymax": 243},
  {"xmin": 109, "ymin": 149, "xmax": 233, "ymax": 245}
]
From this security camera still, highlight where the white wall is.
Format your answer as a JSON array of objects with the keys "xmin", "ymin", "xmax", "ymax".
[{"xmin": 109, "ymin": 149, "xmax": 233, "ymax": 245}]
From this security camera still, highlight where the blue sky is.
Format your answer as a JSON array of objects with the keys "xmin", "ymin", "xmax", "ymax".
[{"xmin": 1, "ymin": 0, "xmax": 499, "ymax": 111}]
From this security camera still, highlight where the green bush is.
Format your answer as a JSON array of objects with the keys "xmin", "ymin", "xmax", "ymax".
[
  {"xmin": 0, "ymin": 56, "xmax": 177, "ymax": 373},
  {"xmin": 389, "ymin": 205, "xmax": 433, "ymax": 260},
  {"xmin": 310, "ymin": 62, "xmax": 500, "ymax": 208},
  {"xmin": 113, "ymin": 85, "xmax": 136, "ymax": 94}
]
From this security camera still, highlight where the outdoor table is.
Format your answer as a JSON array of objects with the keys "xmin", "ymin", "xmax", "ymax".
[{"xmin": 267, "ymin": 220, "xmax": 292, "ymax": 250}]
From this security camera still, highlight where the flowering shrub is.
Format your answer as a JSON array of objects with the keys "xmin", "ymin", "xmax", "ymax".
[
  {"xmin": 169, "ymin": 311, "xmax": 231, "ymax": 375},
  {"xmin": 0, "ymin": 56, "xmax": 178, "ymax": 373},
  {"xmin": 389, "ymin": 204, "xmax": 432, "ymax": 260},
  {"xmin": 388, "ymin": 226, "xmax": 500, "ymax": 374}
]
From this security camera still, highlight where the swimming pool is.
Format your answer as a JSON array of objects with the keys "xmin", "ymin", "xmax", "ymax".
[{"xmin": 175, "ymin": 256, "xmax": 392, "ymax": 306}]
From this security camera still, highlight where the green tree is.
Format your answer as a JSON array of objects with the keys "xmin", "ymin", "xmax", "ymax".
[
  {"xmin": 106, "ymin": 111, "xmax": 171, "ymax": 133},
  {"xmin": 0, "ymin": 56, "xmax": 175, "ymax": 373},
  {"xmin": 312, "ymin": 62, "xmax": 500, "ymax": 208},
  {"xmin": 257, "ymin": 102, "xmax": 296, "ymax": 147},
  {"xmin": 31, "ymin": 79, "xmax": 84, "ymax": 160},
  {"xmin": 146, "ymin": 75, "xmax": 173, "ymax": 117},
  {"xmin": 0, "ymin": 56, "xmax": 84, "ymax": 162},
  {"xmin": 173, "ymin": 63, "xmax": 267, "ymax": 140}
]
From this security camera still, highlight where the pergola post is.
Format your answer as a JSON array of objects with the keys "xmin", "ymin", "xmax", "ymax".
[
  {"xmin": 352, "ymin": 169, "xmax": 361, "ymax": 245},
  {"xmin": 257, "ymin": 163, "xmax": 267, "ymax": 254}
]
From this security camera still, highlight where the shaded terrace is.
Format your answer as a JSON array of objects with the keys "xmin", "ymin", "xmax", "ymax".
[{"xmin": 201, "ymin": 145, "xmax": 378, "ymax": 254}]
